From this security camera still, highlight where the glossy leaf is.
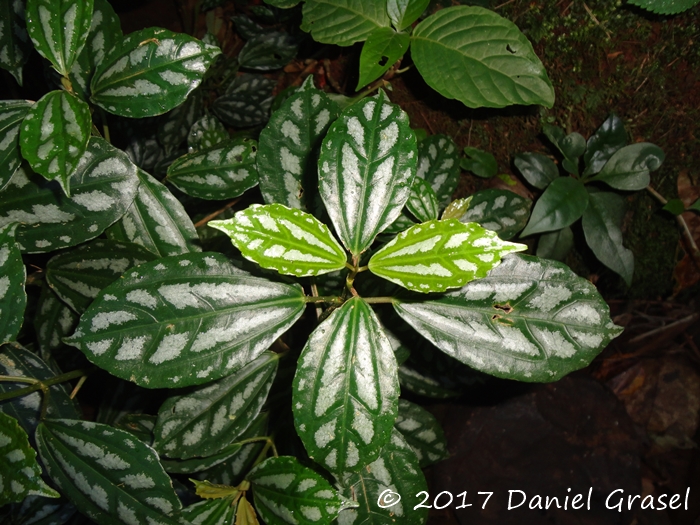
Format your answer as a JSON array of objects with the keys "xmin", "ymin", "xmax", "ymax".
[
  {"xmin": 91, "ymin": 27, "xmax": 221, "ymax": 117},
  {"xmin": 238, "ymin": 31, "xmax": 297, "ymax": 71},
  {"xmin": 411, "ymin": 6, "xmax": 554, "ymax": 108},
  {"xmin": 188, "ymin": 113, "xmax": 229, "ymax": 151},
  {"xmin": 34, "ymin": 283, "xmax": 80, "ymax": 361},
  {"xmin": 158, "ymin": 88, "xmax": 203, "ymax": 154},
  {"xmin": 301, "ymin": 0, "xmax": 390, "ymax": 46},
  {"xmin": 583, "ymin": 114, "xmax": 627, "ymax": 177},
  {"xmin": 64, "ymin": 252, "xmax": 306, "ymax": 388},
  {"xmin": 319, "ymin": 91, "xmax": 417, "ymax": 256},
  {"xmin": 293, "ymin": 297, "xmax": 399, "ymax": 473},
  {"xmin": 387, "ymin": 0, "xmax": 430, "ymax": 31},
  {"xmin": 460, "ymin": 189, "xmax": 532, "ymax": 240},
  {"xmin": 383, "ymin": 212, "xmax": 416, "ymax": 235},
  {"xmin": 394, "ymin": 254, "xmax": 623, "ymax": 382},
  {"xmin": 26, "ymin": 0, "xmax": 94, "ymax": 76},
  {"xmin": 536, "ymin": 226, "xmax": 574, "ymax": 262},
  {"xmin": 406, "ymin": 176, "xmax": 439, "ymax": 222},
  {"xmin": 627, "ymin": 0, "xmax": 699, "ymax": 15},
  {"xmin": 0, "ymin": 223, "xmax": 26, "ymax": 344},
  {"xmin": 415, "ymin": 134, "xmax": 459, "ymax": 207},
  {"xmin": 461, "ymin": 146, "xmax": 497, "ymax": 179},
  {"xmin": 514, "ymin": 152, "xmax": 559, "ymax": 190},
  {"xmin": 0, "ymin": 0, "xmax": 31, "ymax": 85},
  {"xmin": 357, "ymin": 27, "xmax": 410, "ymax": 90},
  {"xmin": 590, "ymin": 143, "xmax": 664, "ymax": 191},
  {"xmin": 520, "ymin": 177, "xmax": 589, "ymax": 237},
  {"xmin": 212, "ymin": 73, "xmax": 275, "ymax": 127},
  {"xmin": 210, "ymin": 203, "xmax": 347, "ymax": 277},
  {"xmin": 36, "ymin": 419, "xmax": 182, "ymax": 525},
  {"xmin": 0, "ymin": 100, "xmax": 32, "ymax": 192},
  {"xmin": 543, "ymin": 125, "xmax": 586, "ymax": 176},
  {"xmin": 181, "ymin": 499, "xmax": 237, "ymax": 525},
  {"xmin": 395, "ymin": 399, "xmax": 449, "ymax": 467}
]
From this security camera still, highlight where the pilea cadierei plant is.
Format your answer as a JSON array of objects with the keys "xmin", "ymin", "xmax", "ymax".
[{"xmin": 0, "ymin": 0, "xmax": 622, "ymax": 524}]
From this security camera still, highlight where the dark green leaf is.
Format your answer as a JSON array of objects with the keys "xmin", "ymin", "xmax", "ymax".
[
  {"xmin": 520, "ymin": 177, "xmax": 588, "ymax": 237},
  {"xmin": 627, "ymin": 0, "xmax": 699, "ymax": 15},
  {"xmin": 232, "ymin": 15, "xmax": 267, "ymax": 40},
  {"xmin": 181, "ymin": 498, "xmax": 237, "ymax": 525},
  {"xmin": 187, "ymin": 113, "xmax": 229, "ymax": 151},
  {"xmin": 158, "ymin": 88, "xmax": 203, "ymax": 154},
  {"xmin": 301, "ymin": 0, "xmax": 391, "ymax": 46},
  {"xmin": 395, "ymin": 399, "xmax": 449, "ymax": 467},
  {"xmin": 0, "ymin": 100, "xmax": 32, "ymax": 192},
  {"xmin": 583, "ymin": 114, "xmax": 627, "ymax": 177},
  {"xmin": 383, "ymin": 211, "xmax": 417, "ymax": 235},
  {"xmin": 34, "ymin": 284, "xmax": 80, "ymax": 361},
  {"xmin": 0, "ymin": 223, "xmax": 26, "ymax": 344},
  {"xmin": 125, "ymin": 138, "xmax": 165, "ymax": 173},
  {"xmin": 398, "ymin": 363, "xmax": 461, "ymax": 399},
  {"xmin": 212, "ymin": 73, "xmax": 275, "ymax": 127},
  {"xmin": 461, "ymin": 146, "xmax": 497, "ymax": 178},
  {"xmin": 591, "ymin": 143, "xmax": 664, "ymax": 191},
  {"xmin": 0, "ymin": 494, "xmax": 76, "ymax": 525},
  {"xmin": 416, "ymin": 134, "xmax": 459, "ymax": 207},
  {"xmin": 689, "ymin": 198, "xmax": 700, "ymax": 212},
  {"xmin": 460, "ymin": 189, "xmax": 532, "ymax": 240},
  {"xmin": 514, "ymin": 152, "xmax": 558, "ymax": 190},
  {"xmin": 405, "ymin": 176, "xmax": 439, "ymax": 222},
  {"xmin": 115, "ymin": 414, "xmax": 156, "ymax": 445},
  {"xmin": 0, "ymin": 0, "xmax": 31, "ymax": 85},
  {"xmin": 387, "ymin": 0, "xmax": 430, "ymax": 31},
  {"xmin": 238, "ymin": 31, "xmax": 297, "ymax": 71},
  {"xmin": 263, "ymin": 0, "xmax": 300, "ymax": 7},
  {"xmin": 536, "ymin": 226, "xmax": 574, "ymax": 261},
  {"xmin": 662, "ymin": 198, "xmax": 686, "ymax": 216},
  {"xmin": 356, "ymin": 27, "xmax": 410, "ymax": 90}
]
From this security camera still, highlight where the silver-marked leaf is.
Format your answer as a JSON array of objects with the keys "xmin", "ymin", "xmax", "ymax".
[
  {"xmin": 46, "ymin": 239, "xmax": 157, "ymax": 314},
  {"xmin": 181, "ymin": 499, "xmax": 237, "ymax": 525},
  {"xmin": 0, "ymin": 0, "xmax": 31, "ymax": 85},
  {"xmin": 210, "ymin": 203, "xmax": 347, "ymax": 277},
  {"xmin": 536, "ymin": 226, "xmax": 574, "ymax": 262},
  {"xmin": 520, "ymin": 177, "xmax": 589, "ymax": 237},
  {"xmin": 382, "ymin": 211, "xmax": 416, "ymax": 235},
  {"xmin": 398, "ymin": 363, "xmax": 460, "ymax": 399},
  {"xmin": 583, "ymin": 114, "xmax": 627, "ymax": 177},
  {"xmin": 34, "ymin": 284, "xmax": 80, "ymax": 361},
  {"xmin": 232, "ymin": 15, "xmax": 267, "ymax": 40},
  {"xmin": 293, "ymin": 297, "xmax": 399, "ymax": 474},
  {"xmin": 91, "ymin": 27, "xmax": 221, "ymax": 118},
  {"xmin": 0, "ymin": 412, "xmax": 59, "ymax": 506},
  {"xmin": 405, "ymin": 176, "xmax": 438, "ymax": 222},
  {"xmin": 460, "ymin": 189, "xmax": 532, "ymax": 240},
  {"xmin": 166, "ymin": 138, "xmax": 258, "ymax": 200},
  {"xmin": 319, "ymin": 91, "xmax": 417, "ymax": 256},
  {"xmin": 115, "ymin": 414, "xmax": 156, "ymax": 445},
  {"xmin": 0, "ymin": 137, "xmax": 139, "ymax": 253},
  {"xmin": 415, "ymin": 134, "xmax": 459, "ymax": 207},
  {"xmin": 26, "ymin": 0, "xmax": 94, "ymax": 76},
  {"xmin": 394, "ymin": 254, "xmax": 623, "ymax": 382},
  {"xmin": 356, "ymin": 27, "xmax": 410, "ymax": 90},
  {"xmin": 187, "ymin": 113, "xmax": 228, "ymax": 151},
  {"xmin": 105, "ymin": 167, "xmax": 201, "ymax": 257},
  {"xmin": 212, "ymin": 73, "xmax": 275, "ymax": 127},
  {"xmin": 0, "ymin": 223, "xmax": 26, "ymax": 344},
  {"xmin": 158, "ymin": 88, "xmax": 203, "ymax": 154},
  {"xmin": 125, "ymin": 137, "xmax": 165, "ymax": 173},
  {"xmin": 387, "ymin": 0, "xmax": 430, "ymax": 31},
  {"xmin": 461, "ymin": 146, "xmax": 497, "ymax": 179},
  {"xmin": 411, "ymin": 6, "xmax": 554, "ymax": 108},
  {"xmin": 514, "ymin": 152, "xmax": 559, "ymax": 190},
  {"xmin": 36, "ymin": 419, "xmax": 182, "ymax": 525},
  {"xmin": 160, "ymin": 429, "xmax": 243, "ymax": 474},
  {"xmin": 258, "ymin": 76, "xmax": 339, "ymax": 211},
  {"xmin": 249, "ymin": 456, "xmax": 356, "ymax": 525},
  {"xmin": 590, "ymin": 143, "xmax": 664, "ymax": 191},
  {"xmin": 395, "ymin": 399, "xmax": 448, "ymax": 467},
  {"xmin": 337, "ymin": 429, "xmax": 427, "ymax": 525},
  {"xmin": 238, "ymin": 31, "xmax": 298, "ymax": 71},
  {"xmin": 64, "ymin": 252, "xmax": 306, "ymax": 388},
  {"xmin": 154, "ymin": 352, "xmax": 278, "ymax": 459},
  {"xmin": 0, "ymin": 494, "xmax": 76, "ymax": 525},
  {"xmin": 0, "ymin": 100, "xmax": 32, "ymax": 192},
  {"xmin": 369, "ymin": 219, "xmax": 526, "ymax": 293},
  {"xmin": 19, "ymin": 90, "xmax": 92, "ymax": 195},
  {"xmin": 301, "ymin": 0, "xmax": 390, "ymax": 46}
]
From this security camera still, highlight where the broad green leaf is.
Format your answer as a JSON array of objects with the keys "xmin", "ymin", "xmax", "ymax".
[
  {"xmin": 398, "ymin": 363, "xmax": 460, "ymax": 399},
  {"xmin": 0, "ymin": 224, "xmax": 26, "ymax": 344},
  {"xmin": 662, "ymin": 198, "xmax": 686, "ymax": 216},
  {"xmin": 46, "ymin": 239, "xmax": 157, "ymax": 314},
  {"xmin": 405, "ymin": 176, "xmax": 438, "ymax": 222},
  {"xmin": 441, "ymin": 197, "xmax": 471, "ymax": 220},
  {"xmin": 26, "ymin": 0, "xmax": 94, "ymax": 76},
  {"xmin": 590, "ymin": 143, "xmax": 664, "ymax": 191},
  {"xmin": 301, "ymin": 0, "xmax": 391, "ymax": 46},
  {"xmin": 514, "ymin": 152, "xmax": 559, "ymax": 190},
  {"xmin": 257, "ymin": 76, "xmax": 339, "ymax": 211},
  {"xmin": 689, "ymin": 198, "xmax": 700, "ymax": 213},
  {"xmin": 543, "ymin": 125, "xmax": 586, "ymax": 176},
  {"xmin": 264, "ymin": 0, "xmax": 300, "ymax": 7},
  {"xmin": 115, "ymin": 414, "xmax": 156, "ymax": 445},
  {"xmin": 210, "ymin": 203, "xmax": 347, "ymax": 277},
  {"xmin": 387, "ymin": 0, "xmax": 430, "ymax": 31},
  {"xmin": 293, "ymin": 297, "xmax": 399, "ymax": 474},
  {"xmin": 461, "ymin": 146, "xmax": 497, "ymax": 178},
  {"xmin": 369, "ymin": 219, "xmax": 526, "ymax": 293},
  {"xmin": 187, "ymin": 113, "xmax": 229, "ymax": 151},
  {"xmin": 319, "ymin": 91, "xmax": 417, "ymax": 256},
  {"xmin": 415, "ymin": 134, "xmax": 459, "ymax": 207},
  {"xmin": 0, "ymin": 412, "xmax": 59, "ymax": 505},
  {"xmin": 105, "ymin": 167, "xmax": 201, "ymax": 257},
  {"xmin": 36, "ymin": 419, "xmax": 182, "ymax": 525},
  {"xmin": 158, "ymin": 88, "xmax": 203, "ymax": 154},
  {"xmin": 394, "ymin": 254, "xmax": 623, "ymax": 382},
  {"xmin": 0, "ymin": 138, "xmax": 139, "ymax": 253},
  {"xmin": 582, "ymin": 191, "xmax": 634, "ymax": 286},
  {"xmin": 520, "ymin": 177, "xmax": 588, "ymax": 237},
  {"xmin": 232, "ymin": 15, "xmax": 267, "ymax": 40},
  {"xmin": 212, "ymin": 73, "xmax": 275, "ymax": 127},
  {"xmin": 536, "ymin": 226, "xmax": 574, "ymax": 262},
  {"xmin": 154, "ymin": 352, "xmax": 278, "ymax": 459},
  {"xmin": 0, "ymin": 494, "xmax": 76, "ymax": 525},
  {"xmin": 383, "ymin": 211, "xmax": 416, "ymax": 235},
  {"xmin": 91, "ymin": 27, "xmax": 221, "ymax": 117},
  {"xmin": 19, "ymin": 90, "xmax": 92, "ymax": 195},
  {"xmin": 125, "ymin": 137, "xmax": 165, "ymax": 173},
  {"xmin": 356, "ymin": 27, "xmax": 410, "ymax": 90},
  {"xmin": 395, "ymin": 399, "xmax": 449, "ymax": 467},
  {"xmin": 627, "ymin": 0, "xmax": 699, "ymax": 14},
  {"xmin": 0, "ymin": 0, "xmax": 31, "ymax": 85},
  {"xmin": 34, "ymin": 283, "xmax": 80, "ymax": 361},
  {"xmin": 337, "ymin": 429, "xmax": 427, "ymax": 525},
  {"xmin": 0, "ymin": 100, "xmax": 32, "ymax": 192},
  {"xmin": 181, "ymin": 499, "xmax": 237, "ymax": 525},
  {"xmin": 64, "ymin": 252, "xmax": 306, "ymax": 388},
  {"xmin": 166, "ymin": 138, "xmax": 259, "ymax": 200},
  {"xmin": 249, "ymin": 456, "xmax": 356, "ymax": 525},
  {"xmin": 583, "ymin": 114, "xmax": 627, "ymax": 177},
  {"xmin": 460, "ymin": 189, "xmax": 532, "ymax": 240},
  {"xmin": 411, "ymin": 6, "xmax": 554, "ymax": 108},
  {"xmin": 238, "ymin": 32, "xmax": 297, "ymax": 71}
]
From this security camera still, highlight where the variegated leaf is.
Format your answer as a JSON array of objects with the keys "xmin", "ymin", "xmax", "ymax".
[
  {"xmin": 36, "ymin": 419, "xmax": 182, "ymax": 525},
  {"xmin": 26, "ymin": 0, "xmax": 94, "ymax": 76},
  {"xmin": 249, "ymin": 456, "xmax": 357, "ymax": 525},
  {"xmin": 405, "ymin": 176, "xmax": 438, "ymax": 222},
  {"xmin": 293, "ymin": 297, "xmax": 399, "ymax": 474},
  {"xmin": 154, "ymin": 352, "xmax": 278, "ymax": 459},
  {"xmin": 0, "ymin": 0, "xmax": 31, "ymax": 85},
  {"xmin": 210, "ymin": 203, "xmax": 347, "ymax": 277},
  {"xmin": 125, "ymin": 137, "xmax": 165, "ymax": 173},
  {"xmin": 394, "ymin": 254, "xmax": 624, "ymax": 382},
  {"xmin": 368, "ymin": 219, "xmax": 527, "ymax": 293},
  {"xmin": 181, "ymin": 499, "xmax": 237, "ymax": 525},
  {"xmin": 34, "ymin": 283, "xmax": 80, "ymax": 361},
  {"xmin": 115, "ymin": 414, "xmax": 156, "ymax": 445},
  {"xmin": 398, "ymin": 363, "xmax": 461, "ymax": 399},
  {"xmin": 0, "ymin": 138, "xmax": 139, "ymax": 253},
  {"xmin": 0, "ymin": 494, "xmax": 76, "ymax": 525},
  {"xmin": 158, "ymin": 88, "xmax": 203, "ymax": 154},
  {"xmin": 416, "ymin": 134, "xmax": 459, "ymax": 207},
  {"xmin": 188, "ymin": 113, "xmax": 228, "ymax": 151},
  {"xmin": 319, "ymin": 91, "xmax": 417, "ymax": 256},
  {"xmin": 166, "ymin": 138, "xmax": 259, "ymax": 200},
  {"xmin": 0, "ymin": 100, "xmax": 32, "ymax": 192},
  {"xmin": 91, "ymin": 27, "xmax": 221, "ymax": 117},
  {"xmin": 395, "ymin": 399, "xmax": 448, "ymax": 467},
  {"xmin": 64, "ymin": 252, "xmax": 306, "ymax": 388},
  {"xmin": 257, "ymin": 76, "xmax": 339, "ymax": 211},
  {"xmin": 459, "ymin": 189, "xmax": 532, "ymax": 240},
  {"xmin": 382, "ymin": 211, "xmax": 416, "ymax": 235},
  {"xmin": 212, "ymin": 73, "xmax": 275, "ymax": 127},
  {"xmin": 19, "ymin": 90, "xmax": 92, "ymax": 195},
  {"xmin": 237, "ymin": 31, "xmax": 298, "ymax": 71},
  {"xmin": 0, "ymin": 223, "xmax": 25, "ymax": 344}
]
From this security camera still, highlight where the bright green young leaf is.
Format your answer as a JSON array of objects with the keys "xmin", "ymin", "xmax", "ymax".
[
  {"xmin": 394, "ymin": 254, "xmax": 623, "ymax": 382},
  {"xmin": 406, "ymin": 176, "xmax": 439, "ymax": 222},
  {"xmin": 416, "ymin": 134, "xmax": 459, "ymax": 207},
  {"xmin": 181, "ymin": 498, "xmax": 238, "ymax": 525},
  {"xmin": 0, "ymin": 223, "xmax": 26, "ymax": 344},
  {"xmin": 187, "ymin": 113, "xmax": 229, "ymax": 151},
  {"xmin": 0, "ymin": 412, "xmax": 59, "ymax": 506},
  {"xmin": 356, "ymin": 27, "xmax": 410, "ymax": 90},
  {"xmin": 398, "ymin": 362, "xmax": 461, "ymax": 399},
  {"xmin": 158, "ymin": 88, "xmax": 203, "ymax": 154},
  {"xmin": 369, "ymin": 219, "xmax": 526, "ymax": 293},
  {"xmin": 26, "ymin": 0, "xmax": 94, "ymax": 76},
  {"xmin": 319, "ymin": 91, "xmax": 417, "ymax": 256},
  {"xmin": 238, "ymin": 32, "xmax": 297, "ymax": 71},
  {"xmin": 662, "ymin": 198, "xmax": 686, "ymax": 216},
  {"xmin": 212, "ymin": 73, "xmax": 275, "ymax": 127},
  {"xmin": 441, "ymin": 197, "xmax": 471, "ymax": 220},
  {"xmin": 0, "ymin": 0, "xmax": 31, "ymax": 85},
  {"xmin": 411, "ymin": 6, "xmax": 554, "ymax": 108},
  {"xmin": 293, "ymin": 297, "xmax": 399, "ymax": 474},
  {"xmin": 154, "ymin": 352, "xmax": 278, "ymax": 459},
  {"xmin": 301, "ymin": 0, "xmax": 391, "ymax": 46},
  {"xmin": 19, "ymin": 90, "xmax": 92, "ymax": 195},
  {"xmin": 249, "ymin": 456, "xmax": 357, "ymax": 525},
  {"xmin": 582, "ymin": 191, "xmax": 634, "ymax": 286},
  {"xmin": 91, "ymin": 27, "xmax": 221, "ymax": 118},
  {"xmin": 210, "ymin": 203, "xmax": 347, "ymax": 277},
  {"xmin": 191, "ymin": 479, "xmax": 242, "ymax": 501},
  {"xmin": 34, "ymin": 283, "xmax": 80, "ymax": 361},
  {"xmin": 36, "ymin": 419, "xmax": 182, "ymax": 525},
  {"xmin": 520, "ymin": 177, "xmax": 589, "ymax": 237},
  {"xmin": 461, "ymin": 146, "xmax": 497, "ymax": 179},
  {"xmin": 64, "ymin": 252, "xmax": 306, "ymax": 388},
  {"xmin": 395, "ymin": 399, "xmax": 449, "ymax": 467},
  {"xmin": 583, "ymin": 114, "xmax": 627, "ymax": 177},
  {"xmin": 460, "ymin": 189, "xmax": 532, "ymax": 240},
  {"xmin": 0, "ymin": 100, "xmax": 32, "ymax": 192},
  {"xmin": 514, "ymin": 152, "xmax": 559, "ymax": 190},
  {"xmin": 257, "ymin": 76, "xmax": 339, "ymax": 211},
  {"xmin": 590, "ymin": 143, "xmax": 665, "ymax": 191},
  {"xmin": 627, "ymin": 0, "xmax": 700, "ymax": 14},
  {"xmin": 536, "ymin": 226, "xmax": 574, "ymax": 262},
  {"xmin": 167, "ymin": 138, "xmax": 259, "ymax": 200},
  {"xmin": 387, "ymin": 0, "xmax": 430, "ymax": 31}
]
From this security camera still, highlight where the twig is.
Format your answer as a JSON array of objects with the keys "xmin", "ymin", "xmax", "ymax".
[
  {"xmin": 494, "ymin": 0, "xmax": 517, "ymax": 9},
  {"xmin": 323, "ymin": 59, "xmax": 344, "ymax": 94},
  {"xmin": 646, "ymin": 186, "xmax": 700, "ymax": 269},
  {"xmin": 627, "ymin": 312, "xmax": 700, "ymax": 345},
  {"xmin": 193, "ymin": 198, "xmax": 241, "ymax": 228},
  {"xmin": 582, "ymin": 3, "xmax": 611, "ymax": 39}
]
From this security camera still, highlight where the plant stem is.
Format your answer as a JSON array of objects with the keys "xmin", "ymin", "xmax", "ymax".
[
  {"xmin": 304, "ymin": 295, "xmax": 343, "ymax": 305},
  {"xmin": 362, "ymin": 296, "xmax": 395, "ymax": 304},
  {"xmin": 646, "ymin": 185, "xmax": 700, "ymax": 268},
  {"xmin": 193, "ymin": 198, "xmax": 241, "ymax": 228},
  {"xmin": 0, "ymin": 368, "xmax": 93, "ymax": 404}
]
